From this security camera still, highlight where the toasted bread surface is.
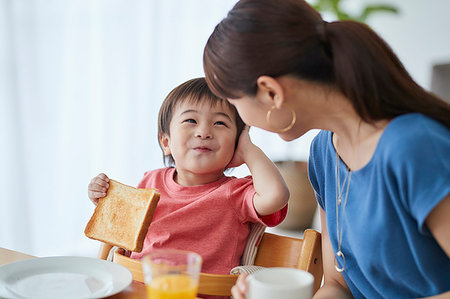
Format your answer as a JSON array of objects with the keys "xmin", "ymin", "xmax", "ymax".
[{"xmin": 84, "ymin": 179, "xmax": 159, "ymax": 252}]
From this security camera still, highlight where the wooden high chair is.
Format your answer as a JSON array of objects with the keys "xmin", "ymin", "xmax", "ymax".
[{"xmin": 98, "ymin": 229, "xmax": 323, "ymax": 297}]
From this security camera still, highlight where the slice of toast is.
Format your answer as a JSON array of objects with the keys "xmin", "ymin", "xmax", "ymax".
[{"xmin": 84, "ymin": 179, "xmax": 160, "ymax": 252}]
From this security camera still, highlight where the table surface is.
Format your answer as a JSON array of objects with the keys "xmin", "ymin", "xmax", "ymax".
[{"xmin": 0, "ymin": 247, "xmax": 148, "ymax": 299}]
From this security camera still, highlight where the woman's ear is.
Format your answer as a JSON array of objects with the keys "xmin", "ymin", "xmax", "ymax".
[
  {"xmin": 159, "ymin": 134, "xmax": 171, "ymax": 156},
  {"xmin": 256, "ymin": 76, "xmax": 285, "ymax": 109}
]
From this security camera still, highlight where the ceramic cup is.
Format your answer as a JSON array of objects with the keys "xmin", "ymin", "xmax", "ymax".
[{"xmin": 246, "ymin": 267, "xmax": 314, "ymax": 299}]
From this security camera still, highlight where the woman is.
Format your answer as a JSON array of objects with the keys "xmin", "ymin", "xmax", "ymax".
[{"xmin": 203, "ymin": 0, "xmax": 450, "ymax": 298}]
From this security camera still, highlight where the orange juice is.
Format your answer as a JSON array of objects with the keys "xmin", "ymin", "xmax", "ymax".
[{"xmin": 146, "ymin": 274, "xmax": 198, "ymax": 299}]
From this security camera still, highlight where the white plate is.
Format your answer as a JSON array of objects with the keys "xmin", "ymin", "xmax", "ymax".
[{"xmin": 0, "ymin": 256, "xmax": 132, "ymax": 299}]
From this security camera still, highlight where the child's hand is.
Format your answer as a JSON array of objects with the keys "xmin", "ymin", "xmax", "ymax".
[
  {"xmin": 229, "ymin": 126, "xmax": 289, "ymax": 216},
  {"xmin": 227, "ymin": 126, "xmax": 256, "ymax": 168},
  {"xmin": 88, "ymin": 173, "xmax": 110, "ymax": 206}
]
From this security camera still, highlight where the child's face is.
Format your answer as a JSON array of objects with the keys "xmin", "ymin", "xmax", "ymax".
[{"xmin": 160, "ymin": 99, "xmax": 238, "ymax": 176}]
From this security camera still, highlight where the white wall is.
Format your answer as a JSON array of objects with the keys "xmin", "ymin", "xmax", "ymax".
[
  {"xmin": 337, "ymin": 0, "xmax": 450, "ymax": 89},
  {"xmin": 252, "ymin": 0, "xmax": 450, "ymax": 165}
]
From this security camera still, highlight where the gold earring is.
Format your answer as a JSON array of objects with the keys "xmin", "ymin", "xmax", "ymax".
[{"xmin": 266, "ymin": 104, "xmax": 296, "ymax": 133}]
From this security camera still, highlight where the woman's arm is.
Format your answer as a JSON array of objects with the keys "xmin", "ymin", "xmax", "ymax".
[
  {"xmin": 313, "ymin": 208, "xmax": 353, "ymax": 299},
  {"xmin": 420, "ymin": 193, "xmax": 450, "ymax": 298},
  {"xmin": 230, "ymin": 208, "xmax": 353, "ymax": 299},
  {"xmin": 315, "ymin": 193, "xmax": 450, "ymax": 299},
  {"xmin": 421, "ymin": 291, "xmax": 450, "ymax": 299},
  {"xmin": 228, "ymin": 126, "xmax": 289, "ymax": 215},
  {"xmin": 425, "ymin": 193, "xmax": 450, "ymax": 257}
]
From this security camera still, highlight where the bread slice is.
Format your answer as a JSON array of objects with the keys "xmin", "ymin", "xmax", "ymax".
[{"xmin": 85, "ymin": 179, "xmax": 160, "ymax": 252}]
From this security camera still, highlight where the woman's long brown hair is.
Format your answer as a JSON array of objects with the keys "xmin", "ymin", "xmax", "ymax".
[{"xmin": 203, "ymin": 0, "xmax": 450, "ymax": 127}]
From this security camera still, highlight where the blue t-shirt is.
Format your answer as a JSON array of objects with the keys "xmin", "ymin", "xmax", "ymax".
[{"xmin": 308, "ymin": 113, "xmax": 450, "ymax": 298}]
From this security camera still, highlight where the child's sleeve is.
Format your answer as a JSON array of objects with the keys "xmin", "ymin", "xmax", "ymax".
[
  {"xmin": 228, "ymin": 176, "xmax": 287, "ymax": 227},
  {"xmin": 136, "ymin": 170, "xmax": 153, "ymax": 188}
]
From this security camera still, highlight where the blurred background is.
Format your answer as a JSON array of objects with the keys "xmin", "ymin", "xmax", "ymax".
[{"xmin": 1, "ymin": 0, "xmax": 449, "ymax": 258}]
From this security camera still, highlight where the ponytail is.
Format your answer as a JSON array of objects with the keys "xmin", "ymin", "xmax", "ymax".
[{"xmin": 326, "ymin": 21, "xmax": 450, "ymax": 127}]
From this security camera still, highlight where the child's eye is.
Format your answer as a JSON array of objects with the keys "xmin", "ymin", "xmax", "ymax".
[
  {"xmin": 215, "ymin": 121, "xmax": 228, "ymax": 127},
  {"xmin": 184, "ymin": 119, "xmax": 197, "ymax": 124}
]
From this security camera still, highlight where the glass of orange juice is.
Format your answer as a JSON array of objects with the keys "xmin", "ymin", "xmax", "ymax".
[{"xmin": 142, "ymin": 249, "xmax": 202, "ymax": 299}]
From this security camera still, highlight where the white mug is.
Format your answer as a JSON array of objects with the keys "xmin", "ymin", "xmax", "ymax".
[{"xmin": 246, "ymin": 267, "xmax": 314, "ymax": 299}]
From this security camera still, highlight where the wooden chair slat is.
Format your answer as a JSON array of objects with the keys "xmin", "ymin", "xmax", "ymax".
[{"xmin": 98, "ymin": 229, "xmax": 323, "ymax": 296}]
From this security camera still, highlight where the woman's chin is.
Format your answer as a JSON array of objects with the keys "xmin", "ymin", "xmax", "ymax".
[
  {"xmin": 278, "ymin": 126, "xmax": 310, "ymax": 141},
  {"xmin": 278, "ymin": 133, "xmax": 297, "ymax": 141}
]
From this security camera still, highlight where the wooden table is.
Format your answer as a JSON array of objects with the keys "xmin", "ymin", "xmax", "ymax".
[
  {"xmin": 0, "ymin": 247, "xmax": 35, "ymax": 265},
  {"xmin": 0, "ymin": 247, "xmax": 147, "ymax": 299}
]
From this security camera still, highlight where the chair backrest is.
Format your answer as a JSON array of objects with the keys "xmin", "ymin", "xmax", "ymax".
[
  {"xmin": 254, "ymin": 229, "xmax": 323, "ymax": 292},
  {"xmin": 98, "ymin": 229, "xmax": 323, "ymax": 296}
]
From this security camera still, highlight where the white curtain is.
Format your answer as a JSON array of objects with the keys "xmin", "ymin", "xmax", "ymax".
[
  {"xmin": 0, "ymin": 0, "xmax": 240, "ymax": 258},
  {"xmin": 0, "ymin": 0, "xmax": 316, "ymax": 258}
]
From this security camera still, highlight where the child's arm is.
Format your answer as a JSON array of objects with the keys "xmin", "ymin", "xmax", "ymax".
[{"xmin": 228, "ymin": 127, "xmax": 289, "ymax": 216}]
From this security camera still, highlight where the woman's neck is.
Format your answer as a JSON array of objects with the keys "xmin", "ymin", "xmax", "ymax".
[
  {"xmin": 332, "ymin": 116, "xmax": 390, "ymax": 171},
  {"xmin": 280, "ymin": 76, "xmax": 390, "ymax": 170},
  {"xmin": 312, "ymin": 92, "xmax": 389, "ymax": 171}
]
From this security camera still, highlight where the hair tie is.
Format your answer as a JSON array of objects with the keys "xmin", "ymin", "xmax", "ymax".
[
  {"xmin": 317, "ymin": 21, "xmax": 333, "ymax": 59},
  {"xmin": 317, "ymin": 21, "xmax": 328, "ymax": 44}
]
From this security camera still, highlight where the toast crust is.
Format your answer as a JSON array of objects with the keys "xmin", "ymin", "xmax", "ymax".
[{"xmin": 84, "ymin": 179, "xmax": 159, "ymax": 252}]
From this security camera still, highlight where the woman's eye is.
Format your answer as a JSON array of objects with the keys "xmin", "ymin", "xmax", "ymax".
[{"xmin": 184, "ymin": 119, "xmax": 196, "ymax": 124}]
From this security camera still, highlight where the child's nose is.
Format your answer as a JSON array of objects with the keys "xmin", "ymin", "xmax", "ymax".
[{"xmin": 195, "ymin": 125, "xmax": 212, "ymax": 139}]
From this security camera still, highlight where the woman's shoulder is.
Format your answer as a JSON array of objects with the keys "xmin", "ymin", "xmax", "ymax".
[
  {"xmin": 381, "ymin": 113, "xmax": 449, "ymax": 152},
  {"xmin": 311, "ymin": 129, "xmax": 331, "ymax": 144},
  {"xmin": 310, "ymin": 130, "xmax": 332, "ymax": 153},
  {"xmin": 386, "ymin": 113, "xmax": 448, "ymax": 137},
  {"xmin": 377, "ymin": 114, "xmax": 450, "ymax": 170},
  {"xmin": 309, "ymin": 130, "xmax": 333, "ymax": 164}
]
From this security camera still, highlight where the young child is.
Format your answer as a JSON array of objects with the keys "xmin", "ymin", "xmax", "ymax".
[{"xmin": 88, "ymin": 77, "xmax": 289, "ymax": 276}]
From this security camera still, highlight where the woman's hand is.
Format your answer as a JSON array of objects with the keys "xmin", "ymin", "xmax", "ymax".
[
  {"xmin": 227, "ymin": 126, "xmax": 255, "ymax": 168},
  {"xmin": 231, "ymin": 274, "xmax": 248, "ymax": 299},
  {"xmin": 87, "ymin": 173, "xmax": 110, "ymax": 205}
]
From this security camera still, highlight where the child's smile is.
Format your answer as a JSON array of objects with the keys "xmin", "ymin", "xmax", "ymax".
[
  {"xmin": 160, "ymin": 100, "xmax": 238, "ymax": 185},
  {"xmin": 193, "ymin": 146, "xmax": 213, "ymax": 153}
]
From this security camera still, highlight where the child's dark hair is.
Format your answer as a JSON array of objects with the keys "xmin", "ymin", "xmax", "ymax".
[{"xmin": 158, "ymin": 77, "xmax": 246, "ymax": 166}]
